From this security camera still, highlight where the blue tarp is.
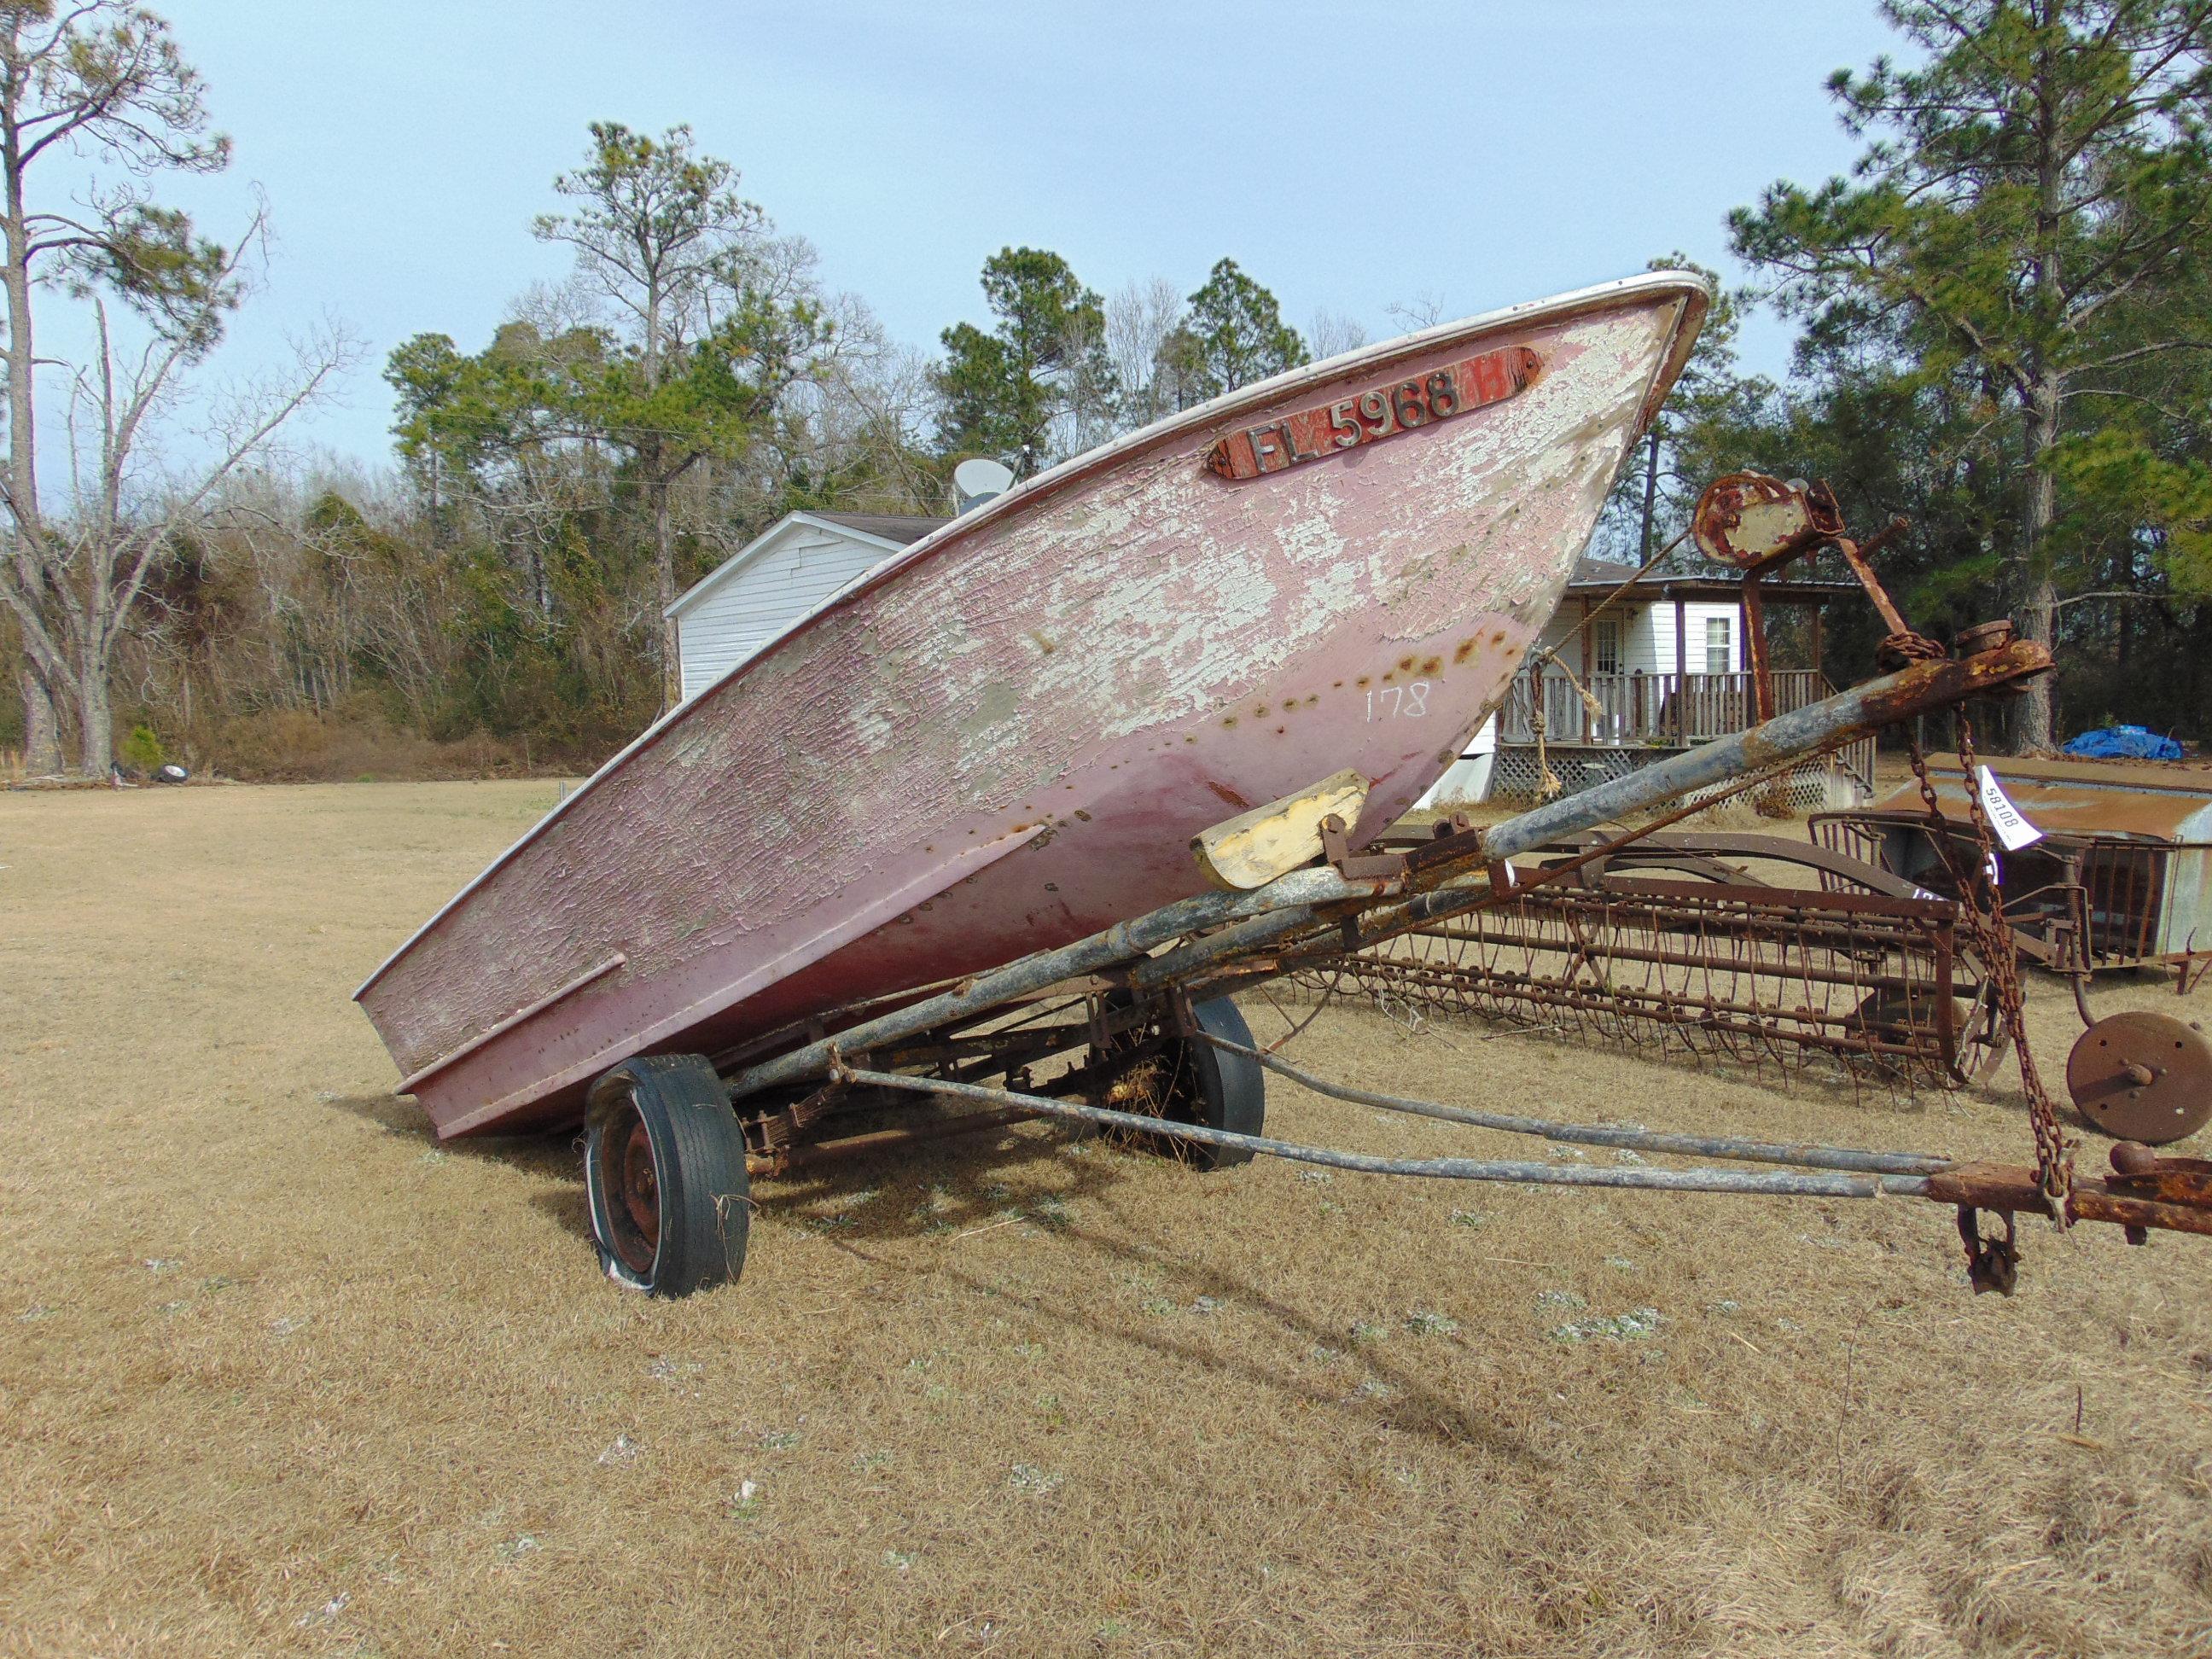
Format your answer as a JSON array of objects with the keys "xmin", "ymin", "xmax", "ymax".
[{"xmin": 2062, "ymin": 725, "xmax": 2183, "ymax": 761}]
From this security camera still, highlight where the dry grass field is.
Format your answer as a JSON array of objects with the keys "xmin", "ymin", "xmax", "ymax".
[{"xmin": 3, "ymin": 781, "xmax": 2210, "ymax": 1657}]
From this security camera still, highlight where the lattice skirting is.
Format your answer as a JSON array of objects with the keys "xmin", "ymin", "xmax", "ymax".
[{"xmin": 1484, "ymin": 741, "xmax": 1875, "ymax": 813}]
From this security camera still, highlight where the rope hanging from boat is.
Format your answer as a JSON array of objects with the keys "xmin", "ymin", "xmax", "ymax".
[
  {"xmin": 1526, "ymin": 649, "xmax": 1610, "ymax": 802},
  {"xmin": 1528, "ymin": 673, "xmax": 1563, "ymax": 800}
]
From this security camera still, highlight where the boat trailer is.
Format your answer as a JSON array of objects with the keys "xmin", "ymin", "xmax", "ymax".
[
  {"xmin": 581, "ymin": 627, "xmax": 2209, "ymax": 1300},
  {"xmin": 575, "ymin": 479, "xmax": 2212, "ymax": 1299}
]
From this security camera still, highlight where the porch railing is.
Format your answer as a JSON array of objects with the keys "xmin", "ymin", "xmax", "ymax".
[{"xmin": 1496, "ymin": 668, "xmax": 1832, "ymax": 748}]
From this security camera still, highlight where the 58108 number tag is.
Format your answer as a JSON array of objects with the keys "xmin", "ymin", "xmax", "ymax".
[{"xmin": 1205, "ymin": 345, "xmax": 1541, "ymax": 480}]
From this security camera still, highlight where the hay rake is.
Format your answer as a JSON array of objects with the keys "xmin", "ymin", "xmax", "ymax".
[{"xmin": 1313, "ymin": 832, "xmax": 2010, "ymax": 1092}]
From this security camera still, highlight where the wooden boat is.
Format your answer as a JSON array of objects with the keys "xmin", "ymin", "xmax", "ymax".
[{"xmin": 356, "ymin": 272, "xmax": 1711, "ymax": 1138}]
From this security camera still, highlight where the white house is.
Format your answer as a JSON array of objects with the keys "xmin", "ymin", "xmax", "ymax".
[
  {"xmin": 664, "ymin": 511, "xmax": 948, "ymax": 702},
  {"xmin": 1422, "ymin": 556, "xmax": 1865, "ymax": 809},
  {"xmin": 1532, "ymin": 556, "xmax": 1753, "ymax": 681}
]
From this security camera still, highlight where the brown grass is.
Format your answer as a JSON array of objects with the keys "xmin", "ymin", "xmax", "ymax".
[{"xmin": 1, "ymin": 781, "xmax": 2209, "ymax": 1657}]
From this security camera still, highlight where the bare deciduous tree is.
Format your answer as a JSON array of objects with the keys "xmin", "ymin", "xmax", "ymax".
[
  {"xmin": 1307, "ymin": 308, "xmax": 1370, "ymax": 360},
  {"xmin": 1386, "ymin": 290, "xmax": 1447, "ymax": 332},
  {"xmin": 1103, "ymin": 276, "xmax": 1190, "ymax": 429},
  {"xmin": 0, "ymin": 2, "xmax": 344, "ymax": 776}
]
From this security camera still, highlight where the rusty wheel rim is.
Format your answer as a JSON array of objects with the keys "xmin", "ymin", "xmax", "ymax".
[
  {"xmin": 2068, "ymin": 1010, "xmax": 2212, "ymax": 1145},
  {"xmin": 596, "ymin": 1103, "xmax": 660, "ymax": 1276},
  {"xmin": 620, "ymin": 1119, "xmax": 661, "ymax": 1249}
]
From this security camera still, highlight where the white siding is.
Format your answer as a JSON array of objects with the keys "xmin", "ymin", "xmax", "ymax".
[
  {"xmin": 1534, "ymin": 602, "xmax": 1584, "ymax": 658},
  {"xmin": 674, "ymin": 523, "xmax": 893, "ymax": 701},
  {"xmin": 1533, "ymin": 597, "xmax": 1669, "ymax": 675},
  {"xmin": 1622, "ymin": 603, "xmax": 1668, "ymax": 674},
  {"xmin": 1528, "ymin": 594, "xmax": 1751, "ymax": 679},
  {"xmin": 1636, "ymin": 598, "xmax": 1745, "ymax": 675},
  {"xmin": 1679, "ymin": 601, "xmax": 1743, "ymax": 674}
]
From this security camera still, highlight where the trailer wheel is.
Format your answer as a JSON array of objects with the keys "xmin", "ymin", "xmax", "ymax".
[
  {"xmin": 1106, "ymin": 996, "xmax": 1266, "ymax": 1170},
  {"xmin": 585, "ymin": 1054, "xmax": 750, "ymax": 1297}
]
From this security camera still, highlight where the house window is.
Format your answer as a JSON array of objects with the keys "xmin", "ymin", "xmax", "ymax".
[
  {"xmin": 1705, "ymin": 615, "xmax": 1732, "ymax": 675},
  {"xmin": 1592, "ymin": 615, "xmax": 1622, "ymax": 677}
]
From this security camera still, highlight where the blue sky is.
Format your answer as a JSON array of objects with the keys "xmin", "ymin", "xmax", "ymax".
[{"xmin": 147, "ymin": 1, "xmax": 1902, "ymax": 467}]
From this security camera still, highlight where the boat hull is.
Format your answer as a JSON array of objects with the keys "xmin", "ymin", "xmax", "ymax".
[{"xmin": 358, "ymin": 276, "xmax": 1708, "ymax": 1136}]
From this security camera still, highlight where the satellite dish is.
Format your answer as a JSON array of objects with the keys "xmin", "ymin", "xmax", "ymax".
[{"xmin": 953, "ymin": 457, "xmax": 1016, "ymax": 514}]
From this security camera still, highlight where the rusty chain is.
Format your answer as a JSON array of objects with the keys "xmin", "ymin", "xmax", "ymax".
[
  {"xmin": 1901, "ymin": 698, "xmax": 2075, "ymax": 1226},
  {"xmin": 1875, "ymin": 629, "xmax": 1947, "ymax": 669}
]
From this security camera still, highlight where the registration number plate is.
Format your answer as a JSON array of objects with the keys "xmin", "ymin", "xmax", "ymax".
[{"xmin": 1204, "ymin": 344, "xmax": 1541, "ymax": 480}]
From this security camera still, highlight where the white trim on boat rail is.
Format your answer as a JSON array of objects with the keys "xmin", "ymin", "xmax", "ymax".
[{"xmin": 352, "ymin": 270, "xmax": 1713, "ymax": 1004}]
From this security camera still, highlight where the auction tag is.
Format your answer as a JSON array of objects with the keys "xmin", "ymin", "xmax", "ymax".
[{"xmin": 1976, "ymin": 765, "xmax": 2043, "ymax": 851}]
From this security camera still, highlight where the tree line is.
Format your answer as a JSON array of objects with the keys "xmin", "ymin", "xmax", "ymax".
[
  {"xmin": 1611, "ymin": 1, "xmax": 2212, "ymax": 749},
  {"xmin": 4, "ymin": 0, "xmax": 2210, "ymax": 781}
]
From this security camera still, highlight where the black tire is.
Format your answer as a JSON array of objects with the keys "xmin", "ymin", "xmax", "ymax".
[
  {"xmin": 584, "ymin": 1054, "xmax": 751, "ymax": 1297},
  {"xmin": 1113, "ymin": 996, "xmax": 1266, "ymax": 1170}
]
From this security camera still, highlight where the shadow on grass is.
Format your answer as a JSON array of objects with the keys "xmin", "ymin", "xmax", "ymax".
[
  {"xmin": 325, "ymin": 1090, "xmax": 579, "ymax": 1180},
  {"xmin": 509, "ymin": 1121, "xmax": 1123, "ymax": 1249},
  {"xmin": 813, "ymin": 1176, "xmax": 1533, "ymax": 1458},
  {"xmin": 326, "ymin": 1087, "xmax": 1132, "ymax": 1245},
  {"xmin": 318, "ymin": 1093, "xmax": 1589, "ymax": 1455},
  {"xmin": 657, "ymin": 1119, "xmax": 1524, "ymax": 1455}
]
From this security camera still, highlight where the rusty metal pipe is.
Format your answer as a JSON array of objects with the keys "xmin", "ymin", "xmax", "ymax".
[
  {"xmin": 1484, "ymin": 642, "xmax": 2048, "ymax": 862},
  {"xmin": 1200, "ymin": 1033, "xmax": 1950, "ymax": 1174},
  {"xmin": 832, "ymin": 1062, "xmax": 1928, "ymax": 1200},
  {"xmin": 1924, "ymin": 1161, "xmax": 2212, "ymax": 1239},
  {"xmin": 1136, "ymin": 644, "xmax": 2048, "ymax": 993}
]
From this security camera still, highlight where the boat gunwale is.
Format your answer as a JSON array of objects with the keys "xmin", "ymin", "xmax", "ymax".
[{"xmin": 353, "ymin": 269, "xmax": 1713, "ymax": 1005}]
